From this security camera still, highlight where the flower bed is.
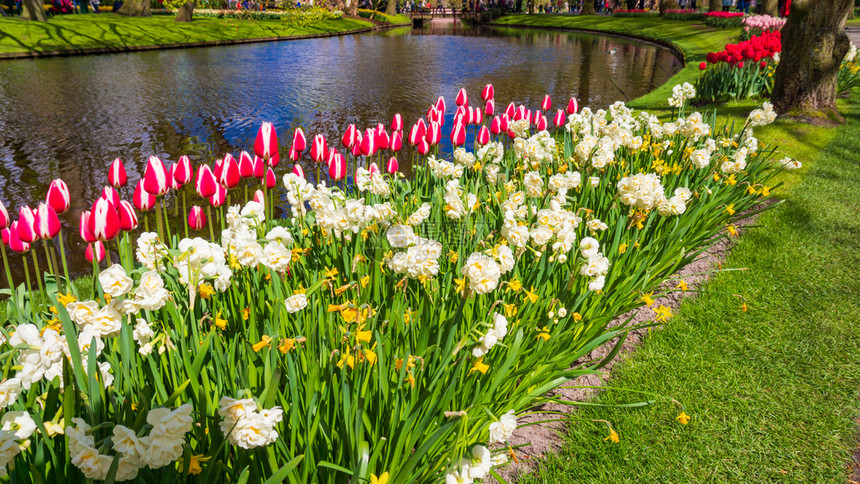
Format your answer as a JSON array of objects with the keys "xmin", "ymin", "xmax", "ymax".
[
  {"xmin": 741, "ymin": 14, "xmax": 785, "ymax": 40},
  {"xmin": 697, "ymin": 31, "xmax": 781, "ymax": 102},
  {"xmin": 662, "ymin": 9, "xmax": 704, "ymax": 20},
  {"xmin": 152, "ymin": 6, "xmax": 342, "ymax": 23},
  {"xmin": 0, "ymin": 86, "xmax": 793, "ymax": 482},
  {"xmin": 703, "ymin": 11, "xmax": 744, "ymax": 28}
]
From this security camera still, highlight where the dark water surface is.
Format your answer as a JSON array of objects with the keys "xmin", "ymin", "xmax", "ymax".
[{"xmin": 0, "ymin": 20, "xmax": 680, "ymax": 279}]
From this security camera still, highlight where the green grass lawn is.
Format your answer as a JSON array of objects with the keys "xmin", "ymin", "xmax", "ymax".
[
  {"xmin": 0, "ymin": 13, "xmax": 372, "ymax": 55},
  {"xmin": 496, "ymin": 14, "xmax": 860, "ymax": 483}
]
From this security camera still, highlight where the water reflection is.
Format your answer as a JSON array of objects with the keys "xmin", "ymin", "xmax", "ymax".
[{"xmin": 0, "ymin": 19, "xmax": 681, "ymax": 281}]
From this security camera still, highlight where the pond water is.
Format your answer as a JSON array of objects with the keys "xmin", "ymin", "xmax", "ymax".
[{"xmin": 0, "ymin": 19, "xmax": 681, "ymax": 279}]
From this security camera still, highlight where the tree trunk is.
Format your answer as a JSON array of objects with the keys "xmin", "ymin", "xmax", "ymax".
[
  {"xmin": 117, "ymin": 0, "xmax": 152, "ymax": 15},
  {"xmin": 346, "ymin": 0, "xmax": 358, "ymax": 16},
  {"xmin": 22, "ymin": 0, "xmax": 47, "ymax": 20},
  {"xmin": 581, "ymin": 0, "xmax": 594, "ymax": 13},
  {"xmin": 175, "ymin": 0, "xmax": 194, "ymax": 21},
  {"xmin": 772, "ymin": 0, "xmax": 853, "ymax": 121},
  {"xmin": 708, "ymin": 0, "xmax": 720, "ymax": 11},
  {"xmin": 762, "ymin": 0, "xmax": 777, "ymax": 15},
  {"xmin": 385, "ymin": 0, "xmax": 397, "ymax": 15}
]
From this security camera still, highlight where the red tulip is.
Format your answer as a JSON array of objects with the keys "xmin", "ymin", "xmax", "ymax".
[
  {"xmin": 514, "ymin": 105, "xmax": 526, "ymax": 122},
  {"xmin": 34, "ymin": 203, "xmax": 61, "ymax": 239},
  {"xmin": 490, "ymin": 116, "xmax": 502, "ymax": 135},
  {"xmin": 473, "ymin": 107, "xmax": 484, "ymax": 125},
  {"xmin": 265, "ymin": 167, "xmax": 277, "ymax": 189},
  {"xmin": 79, "ymin": 211, "xmax": 96, "ymax": 243},
  {"xmin": 455, "ymin": 88, "xmax": 468, "ymax": 107},
  {"xmin": 391, "ymin": 113, "xmax": 403, "ymax": 132},
  {"xmin": 174, "ymin": 155, "xmax": 194, "ymax": 185},
  {"xmin": 566, "ymin": 97, "xmax": 579, "ymax": 115},
  {"xmin": 368, "ymin": 162, "xmax": 380, "ymax": 176},
  {"xmin": 101, "ymin": 186, "xmax": 121, "ymax": 208},
  {"xmin": 253, "ymin": 190, "xmax": 265, "ymax": 205},
  {"xmin": 477, "ymin": 125, "xmax": 491, "ymax": 146},
  {"xmin": 329, "ymin": 153, "xmax": 347, "ymax": 180},
  {"xmin": 416, "ymin": 138, "xmax": 430, "ymax": 155},
  {"xmin": 485, "ymin": 99, "xmax": 495, "ymax": 116},
  {"xmin": 342, "ymin": 124, "xmax": 359, "ymax": 149},
  {"xmin": 500, "ymin": 115, "xmax": 510, "ymax": 133},
  {"xmin": 254, "ymin": 122, "xmax": 279, "ymax": 160},
  {"xmin": 17, "ymin": 207, "xmax": 38, "ymax": 244},
  {"xmin": 360, "ymin": 129, "xmax": 377, "ymax": 157},
  {"xmin": 390, "ymin": 131, "xmax": 403, "ymax": 152},
  {"xmin": 427, "ymin": 122, "xmax": 442, "ymax": 146},
  {"xmin": 291, "ymin": 128, "xmax": 307, "ymax": 153},
  {"xmin": 118, "ymin": 200, "xmax": 138, "ymax": 231},
  {"xmin": 9, "ymin": 223, "xmax": 30, "ymax": 254},
  {"xmin": 108, "ymin": 158, "xmax": 127, "ymax": 188},
  {"xmin": 536, "ymin": 113, "xmax": 548, "ymax": 131},
  {"xmin": 220, "ymin": 154, "xmax": 240, "ymax": 188},
  {"xmin": 699, "ymin": 61, "xmax": 707, "ymax": 70},
  {"xmin": 1, "ymin": 228, "xmax": 9, "ymax": 246},
  {"xmin": 239, "ymin": 151, "xmax": 255, "ymax": 178},
  {"xmin": 450, "ymin": 122, "xmax": 466, "ymax": 147},
  {"xmin": 481, "ymin": 83, "xmax": 494, "ymax": 102},
  {"xmin": 435, "ymin": 96, "xmax": 446, "ymax": 113},
  {"xmin": 292, "ymin": 165, "xmax": 305, "ymax": 179},
  {"xmin": 541, "ymin": 94, "xmax": 552, "ymax": 111},
  {"xmin": 213, "ymin": 157, "xmax": 224, "ymax": 180},
  {"xmin": 169, "ymin": 165, "xmax": 183, "ymax": 191},
  {"xmin": 267, "ymin": 151, "xmax": 280, "ymax": 168},
  {"xmin": 0, "ymin": 200, "xmax": 9, "ymax": 230},
  {"xmin": 376, "ymin": 128, "xmax": 390, "ymax": 150},
  {"xmin": 143, "ymin": 156, "xmax": 169, "ymax": 196},
  {"xmin": 188, "ymin": 205, "xmax": 206, "ymax": 231},
  {"xmin": 351, "ymin": 141, "xmax": 362, "ymax": 158},
  {"xmin": 46, "ymin": 179, "xmax": 71, "ymax": 215},
  {"xmin": 386, "ymin": 156, "xmax": 399, "ymax": 174},
  {"xmin": 210, "ymin": 184, "xmax": 227, "ymax": 208},
  {"xmin": 311, "ymin": 134, "xmax": 328, "ymax": 163},
  {"xmin": 417, "ymin": 118, "xmax": 428, "ymax": 136},
  {"xmin": 288, "ymin": 147, "xmax": 301, "ymax": 162},
  {"xmin": 253, "ymin": 155, "xmax": 266, "ymax": 179},
  {"xmin": 86, "ymin": 242, "xmax": 105, "ymax": 263},
  {"xmin": 408, "ymin": 124, "xmax": 423, "ymax": 146},
  {"xmin": 505, "ymin": 102, "xmax": 516, "ymax": 119},
  {"xmin": 195, "ymin": 165, "xmax": 218, "ymax": 199},
  {"xmin": 89, "ymin": 198, "xmax": 120, "ymax": 242},
  {"xmin": 554, "ymin": 109, "xmax": 566, "ymax": 127}
]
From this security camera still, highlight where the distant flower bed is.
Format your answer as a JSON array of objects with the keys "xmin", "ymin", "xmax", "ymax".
[
  {"xmin": 741, "ymin": 14, "xmax": 786, "ymax": 40},
  {"xmin": 662, "ymin": 9, "xmax": 704, "ymax": 20},
  {"xmin": 697, "ymin": 31, "xmax": 781, "ymax": 102},
  {"xmin": 704, "ymin": 10, "xmax": 744, "ymax": 28},
  {"xmin": 357, "ymin": 8, "xmax": 406, "ymax": 23},
  {"xmin": 612, "ymin": 9, "xmax": 652, "ymax": 17},
  {"xmin": 152, "ymin": 6, "xmax": 342, "ymax": 23}
]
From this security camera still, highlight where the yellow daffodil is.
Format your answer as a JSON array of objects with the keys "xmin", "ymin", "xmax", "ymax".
[
  {"xmin": 740, "ymin": 302, "xmax": 748, "ymax": 312},
  {"xmin": 48, "ymin": 306, "xmax": 58, "ymax": 315},
  {"xmin": 524, "ymin": 286, "xmax": 539, "ymax": 304},
  {"xmin": 370, "ymin": 472, "xmax": 390, "ymax": 484},
  {"xmin": 214, "ymin": 311, "xmax": 227, "ymax": 330},
  {"xmin": 724, "ymin": 204, "xmax": 735, "ymax": 215},
  {"xmin": 278, "ymin": 338, "xmax": 296, "ymax": 353},
  {"xmin": 676, "ymin": 280, "xmax": 688, "ymax": 292},
  {"xmin": 181, "ymin": 454, "xmax": 211, "ymax": 475},
  {"xmin": 619, "ymin": 244, "xmax": 628, "ymax": 254},
  {"xmin": 57, "ymin": 292, "xmax": 76, "ymax": 307},
  {"xmin": 536, "ymin": 327, "xmax": 551, "ymax": 341},
  {"xmin": 198, "ymin": 283, "xmax": 215, "ymax": 299},
  {"xmin": 506, "ymin": 278, "xmax": 522, "ymax": 293},
  {"xmin": 471, "ymin": 357, "xmax": 489, "ymax": 375},
  {"xmin": 604, "ymin": 429, "xmax": 620, "ymax": 443},
  {"xmin": 324, "ymin": 267, "xmax": 339, "ymax": 279},
  {"xmin": 448, "ymin": 250, "xmax": 459, "ymax": 264},
  {"xmin": 241, "ymin": 308, "xmax": 250, "ymax": 321},
  {"xmin": 641, "ymin": 292, "xmax": 655, "ymax": 307},
  {"xmin": 252, "ymin": 335, "xmax": 272, "ymax": 352},
  {"xmin": 503, "ymin": 303, "xmax": 518, "ymax": 318},
  {"xmin": 335, "ymin": 283, "xmax": 352, "ymax": 296},
  {"xmin": 653, "ymin": 305, "xmax": 673, "ymax": 322},
  {"xmin": 454, "ymin": 278, "xmax": 466, "ymax": 294},
  {"xmin": 676, "ymin": 411, "xmax": 691, "ymax": 425},
  {"xmin": 360, "ymin": 275, "xmax": 371, "ymax": 288},
  {"xmin": 405, "ymin": 372, "xmax": 415, "ymax": 388},
  {"xmin": 727, "ymin": 225, "xmax": 738, "ymax": 237}
]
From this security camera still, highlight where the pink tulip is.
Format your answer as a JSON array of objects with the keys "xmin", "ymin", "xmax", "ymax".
[
  {"xmin": 536, "ymin": 113, "xmax": 548, "ymax": 131},
  {"xmin": 268, "ymin": 151, "xmax": 280, "ymax": 168},
  {"xmin": 329, "ymin": 153, "xmax": 347, "ymax": 180},
  {"xmin": 417, "ymin": 118, "xmax": 427, "ymax": 136},
  {"xmin": 427, "ymin": 122, "xmax": 442, "ymax": 146},
  {"xmin": 101, "ymin": 186, "xmax": 121, "ymax": 208},
  {"xmin": 34, "ymin": 203, "xmax": 61, "ymax": 239},
  {"xmin": 360, "ymin": 129, "xmax": 377, "ymax": 157},
  {"xmin": 408, "ymin": 124, "xmax": 423, "ymax": 146},
  {"xmin": 253, "ymin": 190, "xmax": 265, "ymax": 204},
  {"xmin": 490, "ymin": 116, "xmax": 502, "ymax": 135},
  {"xmin": 9, "ymin": 223, "xmax": 30, "ymax": 254},
  {"xmin": 455, "ymin": 88, "xmax": 468, "ymax": 107},
  {"xmin": 500, "ymin": 115, "xmax": 510, "ymax": 133},
  {"xmin": 118, "ymin": 200, "xmax": 138, "ymax": 232},
  {"xmin": 455, "ymin": 105, "xmax": 466, "ymax": 123},
  {"xmin": 481, "ymin": 83, "xmax": 494, "ymax": 102},
  {"xmin": 1, "ymin": 227, "xmax": 9, "ymax": 246},
  {"xmin": 386, "ymin": 156, "xmax": 399, "ymax": 174},
  {"xmin": 253, "ymin": 155, "xmax": 266, "ymax": 179},
  {"xmin": 17, "ymin": 207, "xmax": 38, "ymax": 244},
  {"xmin": 376, "ymin": 128, "xmax": 390, "ymax": 150},
  {"xmin": 351, "ymin": 142, "xmax": 362, "ymax": 158},
  {"xmin": 108, "ymin": 158, "xmax": 127, "ymax": 188},
  {"xmin": 368, "ymin": 162, "xmax": 380, "ymax": 176},
  {"xmin": 311, "ymin": 134, "xmax": 328, "ymax": 163},
  {"xmin": 450, "ymin": 122, "xmax": 466, "ymax": 147},
  {"xmin": 477, "ymin": 125, "xmax": 491, "ymax": 146},
  {"xmin": 0, "ymin": 199, "xmax": 9, "ymax": 230},
  {"xmin": 554, "ymin": 109, "xmax": 566, "ymax": 127},
  {"xmin": 505, "ymin": 102, "xmax": 516, "ymax": 119},
  {"xmin": 188, "ymin": 205, "xmax": 206, "ymax": 231},
  {"xmin": 541, "ymin": 94, "xmax": 552, "ymax": 111},
  {"xmin": 196, "ymin": 165, "xmax": 218, "ymax": 198},
  {"xmin": 239, "ymin": 151, "xmax": 255, "ymax": 178},
  {"xmin": 390, "ymin": 131, "xmax": 403, "ymax": 152},
  {"xmin": 514, "ymin": 105, "xmax": 526, "ymax": 121},
  {"xmin": 526, "ymin": 109, "xmax": 534, "ymax": 125},
  {"xmin": 291, "ymin": 128, "xmax": 307, "ymax": 153},
  {"xmin": 169, "ymin": 165, "xmax": 183, "ymax": 191},
  {"xmin": 342, "ymin": 124, "xmax": 358, "ymax": 149},
  {"xmin": 79, "ymin": 211, "xmax": 96, "ymax": 243},
  {"xmin": 85, "ymin": 242, "xmax": 104, "ymax": 263},
  {"xmin": 210, "ymin": 185, "xmax": 227, "ymax": 208},
  {"xmin": 435, "ymin": 96, "xmax": 446, "ymax": 114},
  {"xmin": 220, "ymin": 154, "xmax": 241, "ymax": 189},
  {"xmin": 566, "ymin": 97, "xmax": 579, "ymax": 115},
  {"xmin": 288, "ymin": 147, "xmax": 301, "ymax": 163},
  {"xmin": 473, "ymin": 107, "xmax": 484, "ymax": 125},
  {"xmin": 265, "ymin": 167, "xmax": 277, "ymax": 189},
  {"xmin": 213, "ymin": 158, "xmax": 224, "ymax": 180},
  {"xmin": 485, "ymin": 99, "xmax": 495, "ymax": 116},
  {"xmin": 46, "ymin": 179, "xmax": 71, "ymax": 215},
  {"xmin": 416, "ymin": 138, "xmax": 430, "ymax": 155},
  {"xmin": 143, "ymin": 156, "xmax": 169, "ymax": 196},
  {"xmin": 88, "ymin": 198, "xmax": 120, "ymax": 242},
  {"xmin": 292, "ymin": 165, "xmax": 305, "ymax": 179},
  {"xmin": 254, "ymin": 122, "xmax": 279, "ymax": 160},
  {"xmin": 174, "ymin": 155, "xmax": 194, "ymax": 185},
  {"xmin": 391, "ymin": 113, "xmax": 403, "ymax": 132}
]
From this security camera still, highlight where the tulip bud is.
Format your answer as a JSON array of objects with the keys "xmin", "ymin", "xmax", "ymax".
[
  {"xmin": 108, "ymin": 158, "xmax": 127, "ymax": 188},
  {"xmin": 291, "ymin": 128, "xmax": 307, "ymax": 153},
  {"xmin": 253, "ymin": 190, "xmax": 265, "ymax": 205},
  {"xmin": 417, "ymin": 138, "xmax": 430, "ymax": 155},
  {"xmin": 174, "ymin": 155, "xmax": 194, "ymax": 185},
  {"xmin": 376, "ymin": 128, "xmax": 390, "ymax": 150},
  {"xmin": 435, "ymin": 96, "xmax": 446, "ymax": 113},
  {"xmin": 455, "ymin": 88, "xmax": 468, "ymax": 107},
  {"xmin": 450, "ymin": 122, "xmax": 466, "ymax": 147},
  {"xmin": 213, "ymin": 158, "xmax": 224, "ymax": 180},
  {"xmin": 143, "ymin": 156, "xmax": 169, "ymax": 196},
  {"xmin": 477, "ymin": 125, "xmax": 491, "ymax": 146},
  {"xmin": 391, "ymin": 113, "xmax": 403, "ymax": 132},
  {"xmin": 265, "ymin": 167, "xmax": 277, "ymax": 189},
  {"xmin": 118, "ymin": 200, "xmax": 138, "ymax": 231},
  {"xmin": 351, "ymin": 141, "xmax": 362, "ymax": 158},
  {"xmin": 368, "ymin": 162, "xmax": 380, "ymax": 176},
  {"xmin": 566, "ymin": 97, "xmax": 579, "ymax": 115},
  {"xmin": 101, "ymin": 186, "xmax": 121, "ymax": 208},
  {"xmin": 254, "ymin": 122, "xmax": 279, "ymax": 160},
  {"xmin": 386, "ymin": 156, "xmax": 399, "ymax": 174},
  {"xmin": 481, "ymin": 83, "xmax": 494, "ymax": 102},
  {"xmin": 408, "ymin": 124, "xmax": 423, "ymax": 146},
  {"xmin": 89, "ymin": 198, "xmax": 120, "ymax": 242},
  {"xmin": 253, "ymin": 155, "xmax": 266, "ymax": 179},
  {"xmin": 1, "ymin": 227, "xmax": 9, "ymax": 246},
  {"xmin": 9, "ymin": 222, "xmax": 30, "ymax": 254},
  {"xmin": 239, "ymin": 151, "xmax": 255, "ymax": 178},
  {"xmin": 0, "ymin": 199, "xmax": 9, "ymax": 230},
  {"xmin": 390, "ymin": 131, "xmax": 403, "ymax": 152},
  {"xmin": 490, "ymin": 116, "xmax": 502, "ymax": 135},
  {"xmin": 86, "ymin": 241, "xmax": 105, "ymax": 263},
  {"xmin": 360, "ymin": 129, "xmax": 377, "ymax": 157},
  {"xmin": 514, "ymin": 105, "xmax": 526, "ymax": 122},
  {"xmin": 329, "ymin": 153, "xmax": 347, "ymax": 180},
  {"xmin": 79, "ymin": 211, "xmax": 97, "ymax": 243},
  {"xmin": 485, "ymin": 99, "xmax": 495, "ymax": 116},
  {"xmin": 292, "ymin": 165, "xmax": 305, "ymax": 179},
  {"xmin": 427, "ymin": 122, "xmax": 442, "ymax": 146},
  {"xmin": 210, "ymin": 184, "xmax": 227, "ymax": 208},
  {"xmin": 46, "ymin": 179, "xmax": 71, "ymax": 215},
  {"xmin": 536, "ymin": 113, "xmax": 548, "ymax": 131},
  {"xmin": 500, "ymin": 115, "xmax": 510, "ymax": 133},
  {"xmin": 188, "ymin": 205, "xmax": 206, "ymax": 231},
  {"xmin": 17, "ymin": 207, "xmax": 38, "ymax": 244},
  {"xmin": 288, "ymin": 147, "xmax": 301, "ymax": 162},
  {"xmin": 311, "ymin": 134, "xmax": 328, "ymax": 163},
  {"xmin": 554, "ymin": 109, "xmax": 566, "ymax": 127},
  {"xmin": 34, "ymin": 203, "xmax": 61, "ymax": 239},
  {"xmin": 342, "ymin": 124, "xmax": 358, "ymax": 149},
  {"xmin": 473, "ymin": 107, "xmax": 484, "ymax": 125},
  {"xmin": 541, "ymin": 94, "xmax": 552, "ymax": 111},
  {"xmin": 505, "ymin": 102, "xmax": 516, "ymax": 119},
  {"xmin": 220, "ymin": 154, "xmax": 241, "ymax": 189},
  {"xmin": 195, "ymin": 165, "xmax": 218, "ymax": 199},
  {"xmin": 168, "ymin": 165, "xmax": 183, "ymax": 191},
  {"xmin": 268, "ymin": 151, "xmax": 280, "ymax": 168}
]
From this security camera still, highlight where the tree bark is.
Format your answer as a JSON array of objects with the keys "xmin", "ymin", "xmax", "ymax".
[
  {"xmin": 117, "ymin": 0, "xmax": 152, "ymax": 15},
  {"xmin": 175, "ymin": 0, "xmax": 194, "ymax": 21},
  {"xmin": 580, "ymin": 0, "xmax": 594, "ymax": 14},
  {"xmin": 346, "ymin": 0, "xmax": 358, "ymax": 16},
  {"xmin": 708, "ymin": 0, "xmax": 720, "ymax": 11},
  {"xmin": 762, "ymin": 0, "xmax": 777, "ymax": 16},
  {"xmin": 22, "ymin": 0, "xmax": 47, "ymax": 20},
  {"xmin": 771, "ymin": 0, "xmax": 852, "ymax": 120},
  {"xmin": 385, "ymin": 0, "xmax": 397, "ymax": 15}
]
